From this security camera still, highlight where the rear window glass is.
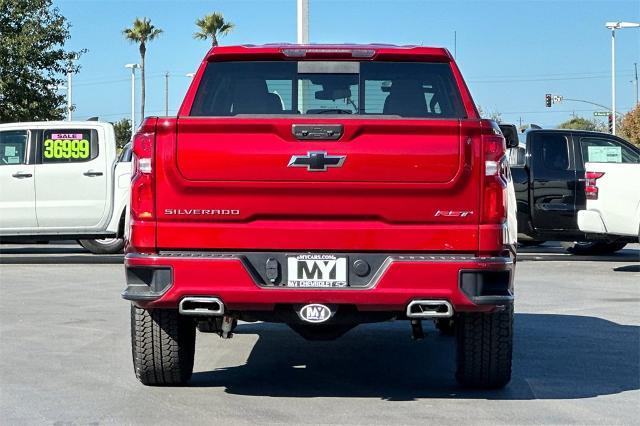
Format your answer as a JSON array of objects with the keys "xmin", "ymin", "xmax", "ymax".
[
  {"xmin": 190, "ymin": 61, "xmax": 466, "ymax": 118},
  {"xmin": 580, "ymin": 137, "xmax": 640, "ymax": 164},
  {"xmin": 534, "ymin": 133, "xmax": 570, "ymax": 171},
  {"xmin": 41, "ymin": 129, "xmax": 98, "ymax": 163}
]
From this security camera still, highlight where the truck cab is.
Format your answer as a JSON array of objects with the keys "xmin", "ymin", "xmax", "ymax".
[
  {"xmin": 508, "ymin": 128, "xmax": 640, "ymax": 252},
  {"xmin": 0, "ymin": 121, "xmax": 129, "ymax": 253}
]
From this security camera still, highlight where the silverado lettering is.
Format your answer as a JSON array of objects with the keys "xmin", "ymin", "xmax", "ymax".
[
  {"xmin": 164, "ymin": 209, "xmax": 240, "ymax": 215},
  {"xmin": 123, "ymin": 44, "xmax": 518, "ymax": 389}
]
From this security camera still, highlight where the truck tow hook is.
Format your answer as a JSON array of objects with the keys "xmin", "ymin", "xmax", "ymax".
[{"xmin": 411, "ymin": 319, "xmax": 425, "ymax": 340}]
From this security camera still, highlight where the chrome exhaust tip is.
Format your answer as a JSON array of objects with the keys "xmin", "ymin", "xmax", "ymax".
[
  {"xmin": 179, "ymin": 297, "xmax": 225, "ymax": 317},
  {"xmin": 406, "ymin": 299, "xmax": 453, "ymax": 318}
]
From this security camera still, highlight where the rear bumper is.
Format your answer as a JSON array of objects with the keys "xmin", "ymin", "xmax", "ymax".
[
  {"xmin": 123, "ymin": 252, "xmax": 514, "ymax": 313},
  {"xmin": 577, "ymin": 210, "xmax": 607, "ymax": 234}
]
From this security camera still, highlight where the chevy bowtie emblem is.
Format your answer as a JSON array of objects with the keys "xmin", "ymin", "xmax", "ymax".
[{"xmin": 288, "ymin": 151, "xmax": 346, "ymax": 171}]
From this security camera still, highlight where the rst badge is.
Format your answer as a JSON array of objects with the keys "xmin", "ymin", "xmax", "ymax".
[
  {"xmin": 434, "ymin": 210, "xmax": 474, "ymax": 217},
  {"xmin": 287, "ymin": 254, "xmax": 348, "ymax": 287},
  {"xmin": 298, "ymin": 304, "xmax": 333, "ymax": 323}
]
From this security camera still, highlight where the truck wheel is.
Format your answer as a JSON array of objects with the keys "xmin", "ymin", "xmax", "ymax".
[
  {"xmin": 78, "ymin": 238, "xmax": 125, "ymax": 254},
  {"xmin": 455, "ymin": 306, "xmax": 513, "ymax": 389},
  {"xmin": 131, "ymin": 305, "xmax": 195, "ymax": 386},
  {"xmin": 563, "ymin": 241, "xmax": 627, "ymax": 255}
]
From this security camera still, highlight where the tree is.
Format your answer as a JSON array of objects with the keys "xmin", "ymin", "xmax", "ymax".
[
  {"xmin": 193, "ymin": 12, "xmax": 234, "ymax": 47},
  {"xmin": 619, "ymin": 105, "xmax": 640, "ymax": 147},
  {"xmin": 0, "ymin": 0, "xmax": 84, "ymax": 123},
  {"xmin": 557, "ymin": 117, "xmax": 597, "ymax": 131},
  {"xmin": 123, "ymin": 18, "xmax": 162, "ymax": 122},
  {"xmin": 112, "ymin": 118, "xmax": 132, "ymax": 151},
  {"xmin": 477, "ymin": 106, "xmax": 502, "ymax": 123}
]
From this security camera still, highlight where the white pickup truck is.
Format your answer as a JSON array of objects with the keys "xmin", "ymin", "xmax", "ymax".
[
  {"xmin": 0, "ymin": 121, "xmax": 130, "ymax": 254},
  {"xmin": 578, "ymin": 156, "xmax": 640, "ymax": 242}
]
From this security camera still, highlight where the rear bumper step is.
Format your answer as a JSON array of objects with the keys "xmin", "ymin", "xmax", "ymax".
[{"xmin": 123, "ymin": 252, "xmax": 514, "ymax": 312}]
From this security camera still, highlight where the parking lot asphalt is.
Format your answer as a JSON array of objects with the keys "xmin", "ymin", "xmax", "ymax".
[{"xmin": 1, "ymin": 242, "xmax": 638, "ymax": 425}]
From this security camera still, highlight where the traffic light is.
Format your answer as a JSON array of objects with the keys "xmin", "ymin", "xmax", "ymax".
[
  {"xmin": 608, "ymin": 113, "xmax": 613, "ymax": 134},
  {"xmin": 545, "ymin": 94, "xmax": 552, "ymax": 108}
]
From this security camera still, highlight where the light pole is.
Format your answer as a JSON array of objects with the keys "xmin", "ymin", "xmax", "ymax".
[
  {"xmin": 67, "ymin": 69, "xmax": 72, "ymax": 121},
  {"xmin": 164, "ymin": 71, "xmax": 169, "ymax": 116},
  {"xmin": 605, "ymin": 21, "xmax": 640, "ymax": 135},
  {"xmin": 297, "ymin": 0, "xmax": 309, "ymax": 44},
  {"xmin": 66, "ymin": 56, "xmax": 77, "ymax": 121},
  {"xmin": 297, "ymin": 0, "xmax": 309, "ymax": 113},
  {"xmin": 125, "ymin": 63, "xmax": 139, "ymax": 141},
  {"xmin": 634, "ymin": 62, "xmax": 639, "ymax": 106}
]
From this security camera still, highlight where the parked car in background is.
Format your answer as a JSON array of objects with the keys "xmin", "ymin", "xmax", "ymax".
[
  {"xmin": 578, "ymin": 161, "xmax": 640, "ymax": 242},
  {"xmin": 505, "ymin": 126, "xmax": 640, "ymax": 254},
  {"xmin": 0, "ymin": 121, "xmax": 130, "ymax": 254}
]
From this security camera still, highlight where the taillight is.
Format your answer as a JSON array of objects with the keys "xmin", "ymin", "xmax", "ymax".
[
  {"xmin": 482, "ymin": 126, "xmax": 509, "ymax": 224},
  {"xmin": 131, "ymin": 122, "xmax": 156, "ymax": 221},
  {"xmin": 585, "ymin": 171, "xmax": 604, "ymax": 200}
]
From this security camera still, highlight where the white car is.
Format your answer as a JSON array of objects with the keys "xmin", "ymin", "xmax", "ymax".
[
  {"xmin": 0, "ymin": 121, "xmax": 130, "ymax": 254},
  {"xmin": 578, "ymin": 161, "xmax": 640, "ymax": 241}
]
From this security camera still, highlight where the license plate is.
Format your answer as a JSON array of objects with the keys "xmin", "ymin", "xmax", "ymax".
[{"xmin": 287, "ymin": 254, "xmax": 348, "ymax": 288}]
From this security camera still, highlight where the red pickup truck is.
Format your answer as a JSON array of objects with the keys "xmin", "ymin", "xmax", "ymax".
[{"xmin": 123, "ymin": 44, "xmax": 517, "ymax": 389}]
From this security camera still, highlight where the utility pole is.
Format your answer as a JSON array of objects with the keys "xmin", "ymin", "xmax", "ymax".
[
  {"xmin": 634, "ymin": 62, "xmax": 639, "ymax": 106},
  {"xmin": 297, "ymin": 0, "xmax": 309, "ymax": 113},
  {"xmin": 164, "ymin": 71, "xmax": 169, "ymax": 116},
  {"xmin": 125, "ymin": 64, "xmax": 139, "ymax": 142},
  {"xmin": 454, "ymin": 31, "xmax": 457, "ymax": 59},
  {"xmin": 297, "ymin": 0, "xmax": 309, "ymax": 44},
  {"xmin": 66, "ymin": 69, "xmax": 72, "ymax": 121}
]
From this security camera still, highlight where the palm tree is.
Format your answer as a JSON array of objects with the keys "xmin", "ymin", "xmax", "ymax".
[
  {"xmin": 123, "ymin": 18, "xmax": 163, "ymax": 121},
  {"xmin": 193, "ymin": 12, "xmax": 234, "ymax": 47}
]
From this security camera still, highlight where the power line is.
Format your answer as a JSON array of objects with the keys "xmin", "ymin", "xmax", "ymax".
[
  {"xmin": 67, "ymin": 69, "xmax": 635, "ymax": 88},
  {"xmin": 469, "ymin": 69, "xmax": 632, "ymax": 79},
  {"xmin": 501, "ymin": 106, "xmax": 634, "ymax": 115},
  {"xmin": 469, "ymin": 75, "xmax": 615, "ymax": 84}
]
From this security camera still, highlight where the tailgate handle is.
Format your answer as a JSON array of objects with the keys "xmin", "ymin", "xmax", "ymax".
[{"xmin": 292, "ymin": 124, "xmax": 343, "ymax": 140}]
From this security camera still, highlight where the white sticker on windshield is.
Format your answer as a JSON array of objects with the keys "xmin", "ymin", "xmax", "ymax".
[
  {"xmin": 7, "ymin": 156, "xmax": 20, "ymax": 164},
  {"xmin": 587, "ymin": 146, "xmax": 622, "ymax": 163},
  {"xmin": 4, "ymin": 146, "xmax": 16, "ymax": 156}
]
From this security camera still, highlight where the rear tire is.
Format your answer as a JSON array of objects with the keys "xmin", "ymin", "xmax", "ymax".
[
  {"xmin": 131, "ymin": 305, "xmax": 196, "ymax": 386},
  {"xmin": 78, "ymin": 238, "xmax": 125, "ymax": 254},
  {"xmin": 563, "ymin": 241, "xmax": 627, "ymax": 255},
  {"xmin": 455, "ymin": 306, "xmax": 513, "ymax": 389}
]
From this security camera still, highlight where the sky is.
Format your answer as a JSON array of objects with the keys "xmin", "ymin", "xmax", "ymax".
[{"xmin": 53, "ymin": 0, "xmax": 640, "ymax": 128}]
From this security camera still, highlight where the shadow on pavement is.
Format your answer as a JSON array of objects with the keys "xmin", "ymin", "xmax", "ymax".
[
  {"xmin": 517, "ymin": 245, "xmax": 639, "ymax": 263},
  {"xmin": 0, "ymin": 244, "xmax": 123, "ymax": 264},
  {"xmin": 191, "ymin": 313, "xmax": 639, "ymax": 401},
  {"xmin": 613, "ymin": 264, "xmax": 640, "ymax": 273}
]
